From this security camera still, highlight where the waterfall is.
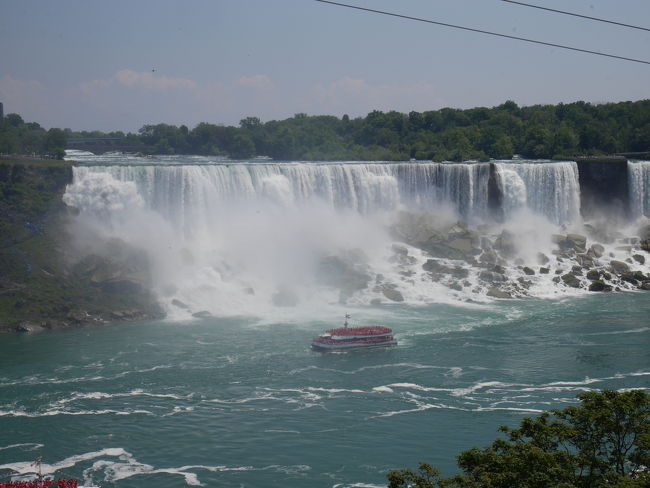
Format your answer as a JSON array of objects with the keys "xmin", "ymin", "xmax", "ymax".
[
  {"xmin": 63, "ymin": 158, "xmax": 618, "ymax": 316},
  {"xmin": 69, "ymin": 162, "xmax": 494, "ymax": 226},
  {"xmin": 494, "ymin": 161, "xmax": 581, "ymax": 225},
  {"xmin": 629, "ymin": 161, "xmax": 650, "ymax": 218}
]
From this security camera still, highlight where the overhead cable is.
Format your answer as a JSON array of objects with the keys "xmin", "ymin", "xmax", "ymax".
[
  {"xmin": 501, "ymin": 0, "xmax": 650, "ymax": 33},
  {"xmin": 314, "ymin": 0, "xmax": 650, "ymax": 66}
]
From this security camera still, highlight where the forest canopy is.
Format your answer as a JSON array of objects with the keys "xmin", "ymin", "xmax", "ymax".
[{"xmin": 2, "ymin": 99, "xmax": 649, "ymax": 161}]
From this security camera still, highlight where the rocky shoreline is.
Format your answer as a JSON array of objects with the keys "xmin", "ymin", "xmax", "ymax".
[{"xmin": 314, "ymin": 211, "xmax": 650, "ymax": 306}]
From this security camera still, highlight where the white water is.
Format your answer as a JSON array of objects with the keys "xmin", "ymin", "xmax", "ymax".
[
  {"xmin": 629, "ymin": 160, "xmax": 650, "ymax": 218},
  {"xmin": 494, "ymin": 161, "xmax": 580, "ymax": 225},
  {"xmin": 62, "ymin": 156, "xmax": 650, "ymax": 319}
]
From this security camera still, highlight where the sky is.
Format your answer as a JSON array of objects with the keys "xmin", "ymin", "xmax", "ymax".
[{"xmin": 1, "ymin": 0, "xmax": 649, "ymax": 132}]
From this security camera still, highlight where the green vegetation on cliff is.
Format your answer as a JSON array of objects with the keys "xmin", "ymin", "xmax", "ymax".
[
  {"xmin": 0, "ymin": 160, "xmax": 161, "ymax": 332},
  {"xmin": 388, "ymin": 389, "xmax": 650, "ymax": 488}
]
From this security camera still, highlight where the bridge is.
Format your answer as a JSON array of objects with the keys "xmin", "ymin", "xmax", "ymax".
[{"xmin": 66, "ymin": 137, "xmax": 148, "ymax": 155}]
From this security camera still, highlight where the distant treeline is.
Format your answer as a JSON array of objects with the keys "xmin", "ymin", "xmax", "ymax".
[
  {"xmin": 2, "ymin": 99, "xmax": 650, "ymax": 161},
  {"xmin": 0, "ymin": 113, "xmax": 67, "ymax": 159}
]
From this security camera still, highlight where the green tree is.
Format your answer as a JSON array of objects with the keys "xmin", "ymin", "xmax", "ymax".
[{"xmin": 388, "ymin": 390, "xmax": 650, "ymax": 488}]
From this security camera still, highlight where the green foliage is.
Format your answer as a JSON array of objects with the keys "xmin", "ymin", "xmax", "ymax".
[
  {"xmin": 3, "ymin": 99, "xmax": 649, "ymax": 161},
  {"xmin": 0, "ymin": 113, "xmax": 67, "ymax": 158},
  {"xmin": 388, "ymin": 390, "xmax": 650, "ymax": 488}
]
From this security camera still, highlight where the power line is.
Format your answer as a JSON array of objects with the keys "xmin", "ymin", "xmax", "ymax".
[
  {"xmin": 314, "ymin": 0, "xmax": 650, "ymax": 66},
  {"xmin": 501, "ymin": 0, "xmax": 650, "ymax": 33}
]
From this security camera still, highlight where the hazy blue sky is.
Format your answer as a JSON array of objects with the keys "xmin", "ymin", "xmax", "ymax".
[{"xmin": 1, "ymin": 0, "xmax": 649, "ymax": 131}]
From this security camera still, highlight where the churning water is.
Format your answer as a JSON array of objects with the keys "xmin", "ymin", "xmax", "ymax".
[{"xmin": 1, "ymin": 153, "xmax": 648, "ymax": 487}]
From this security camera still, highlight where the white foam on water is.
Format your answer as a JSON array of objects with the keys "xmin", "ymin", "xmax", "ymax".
[{"xmin": 62, "ymin": 159, "xmax": 650, "ymax": 319}]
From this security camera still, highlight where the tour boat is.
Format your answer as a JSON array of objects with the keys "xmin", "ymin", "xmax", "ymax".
[
  {"xmin": 311, "ymin": 314, "xmax": 397, "ymax": 351},
  {"xmin": 0, "ymin": 459, "xmax": 99, "ymax": 488}
]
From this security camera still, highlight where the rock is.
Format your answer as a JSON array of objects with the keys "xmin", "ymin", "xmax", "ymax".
[
  {"xmin": 16, "ymin": 322, "xmax": 43, "ymax": 333},
  {"xmin": 571, "ymin": 266, "xmax": 583, "ymax": 276},
  {"xmin": 588, "ymin": 244, "xmax": 605, "ymax": 258},
  {"xmin": 517, "ymin": 277, "xmax": 532, "ymax": 288},
  {"xmin": 447, "ymin": 282, "xmax": 463, "ymax": 291},
  {"xmin": 561, "ymin": 273, "xmax": 581, "ymax": 288},
  {"xmin": 494, "ymin": 230, "xmax": 517, "ymax": 258},
  {"xmin": 620, "ymin": 273, "xmax": 639, "ymax": 285},
  {"xmin": 589, "ymin": 280, "xmax": 611, "ymax": 292},
  {"xmin": 192, "ymin": 310, "xmax": 212, "ymax": 318},
  {"xmin": 640, "ymin": 282, "xmax": 650, "ymax": 291},
  {"xmin": 423, "ymin": 259, "xmax": 450, "ymax": 274},
  {"xmin": 537, "ymin": 252, "xmax": 550, "ymax": 265},
  {"xmin": 448, "ymin": 238, "xmax": 475, "ymax": 255},
  {"xmin": 551, "ymin": 234, "xmax": 565, "ymax": 244},
  {"xmin": 486, "ymin": 288, "xmax": 512, "ymax": 299},
  {"xmin": 634, "ymin": 271, "xmax": 648, "ymax": 281},
  {"xmin": 479, "ymin": 270, "xmax": 507, "ymax": 283},
  {"xmin": 539, "ymin": 267, "xmax": 550, "ymax": 274},
  {"xmin": 633, "ymin": 254, "xmax": 646, "ymax": 265},
  {"xmin": 381, "ymin": 285, "xmax": 404, "ymax": 302},
  {"xmin": 586, "ymin": 269, "xmax": 600, "ymax": 280},
  {"xmin": 370, "ymin": 298, "xmax": 382, "ymax": 305},
  {"xmin": 609, "ymin": 260, "xmax": 630, "ymax": 274},
  {"xmin": 522, "ymin": 267, "xmax": 535, "ymax": 275},
  {"xmin": 491, "ymin": 264, "xmax": 506, "ymax": 274},
  {"xmin": 171, "ymin": 299, "xmax": 189, "ymax": 309},
  {"xmin": 391, "ymin": 244, "xmax": 409, "ymax": 256},
  {"xmin": 451, "ymin": 267, "xmax": 469, "ymax": 279},
  {"xmin": 479, "ymin": 250, "xmax": 498, "ymax": 265},
  {"xmin": 566, "ymin": 233, "xmax": 587, "ymax": 252}
]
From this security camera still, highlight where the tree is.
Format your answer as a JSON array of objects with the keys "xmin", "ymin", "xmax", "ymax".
[
  {"xmin": 44, "ymin": 128, "xmax": 67, "ymax": 159},
  {"xmin": 388, "ymin": 390, "xmax": 650, "ymax": 488}
]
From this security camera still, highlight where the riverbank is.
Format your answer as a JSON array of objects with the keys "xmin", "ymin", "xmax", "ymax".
[{"xmin": 0, "ymin": 159, "xmax": 163, "ymax": 333}]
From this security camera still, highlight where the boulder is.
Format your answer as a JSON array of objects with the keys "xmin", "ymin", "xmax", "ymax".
[
  {"xmin": 494, "ymin": 230, "xmax": 517, "ymax": 258},
  {"xmin": 586, "ymin": 269, "xmax": 600, "ymax": 280},
  {"xmin": 566, "ymin": 233, "xmax": 587, "ymax": 252},
  {"xmin": 537, "ymin": 252, "xmax": 550, "ymax": 265},
  {"xmin": 589, "ymin": 280, "xmax": 611, "ymax": 292},
  {"xmin": 479, "ymin": 250, "xmax": 498, "ymax": 265},
  {"xmin": 486, "ymin": 288, "xmax": 512, "ymax": 299},
  {"xmin": 609, "ymin": 260, "xmax": 630, "ymax": 274},
  {"xmin": 640, "ymin": 282, "xmax": 650, "ymax": 291},
  {"xmin": 522, "ymin": 267, "xmax": 535, "ymax": 275},
  {"xmin": 192, "ymin": 310, "xmax": 213, "ymax": 318},
  {"xmin": 633, "ymin": 254, "xmax": 646, "ymax": 265},
  {"xmin": 539, "ymin": 267, "xmax": 550, "ymax": 274},
  {"xmin": 588, "ymin": 244, "xmax": 605, "ymax": 258},
  {"xmin": 447, "ymin": 282, "xmax": 463, "ymax": 292},
  {"xmin": 381, "ymin": 285, "xmax": 404, "ymax": 302},
  {"xmin": 479, "ymin": 270, "xmax": 507, "ymax": 283},
  {"xmin": 16, "ymin": 322, "xmax": 44, "ymax": 333},
  {"xmin": 171, "ymin": 299, "xmax": 189, "ymax": 309},
  {"xmin": 561, "ymin": 273, "xmax": 581, "ymax": 288},
  {"xmin": 448, "ymin": 238, "xmax": 476, "ymax": 255},
  {"xmin": 422, "ymin": 259, "xmax": 452, "ymax": 274}
]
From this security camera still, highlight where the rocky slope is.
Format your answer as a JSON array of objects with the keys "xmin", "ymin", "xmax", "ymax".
[{"xmin": 0, "ymin": 160, "xmax": 163, "ymax": 333}]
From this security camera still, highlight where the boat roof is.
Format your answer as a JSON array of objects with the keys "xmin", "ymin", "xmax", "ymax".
[{"xmin": 326, "ymin": 326, "xmax": 392, "ymax": 336}]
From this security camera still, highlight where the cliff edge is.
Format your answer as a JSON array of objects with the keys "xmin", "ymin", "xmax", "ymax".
[{"xmin": 0, "ymin": 159, "xmax": 163, "ymax": 333}]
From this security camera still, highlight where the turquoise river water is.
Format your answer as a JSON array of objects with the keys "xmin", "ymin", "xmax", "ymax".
[{"xmin": 1, "ymin": 294, "xmax": 649, "ymax": 487}]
